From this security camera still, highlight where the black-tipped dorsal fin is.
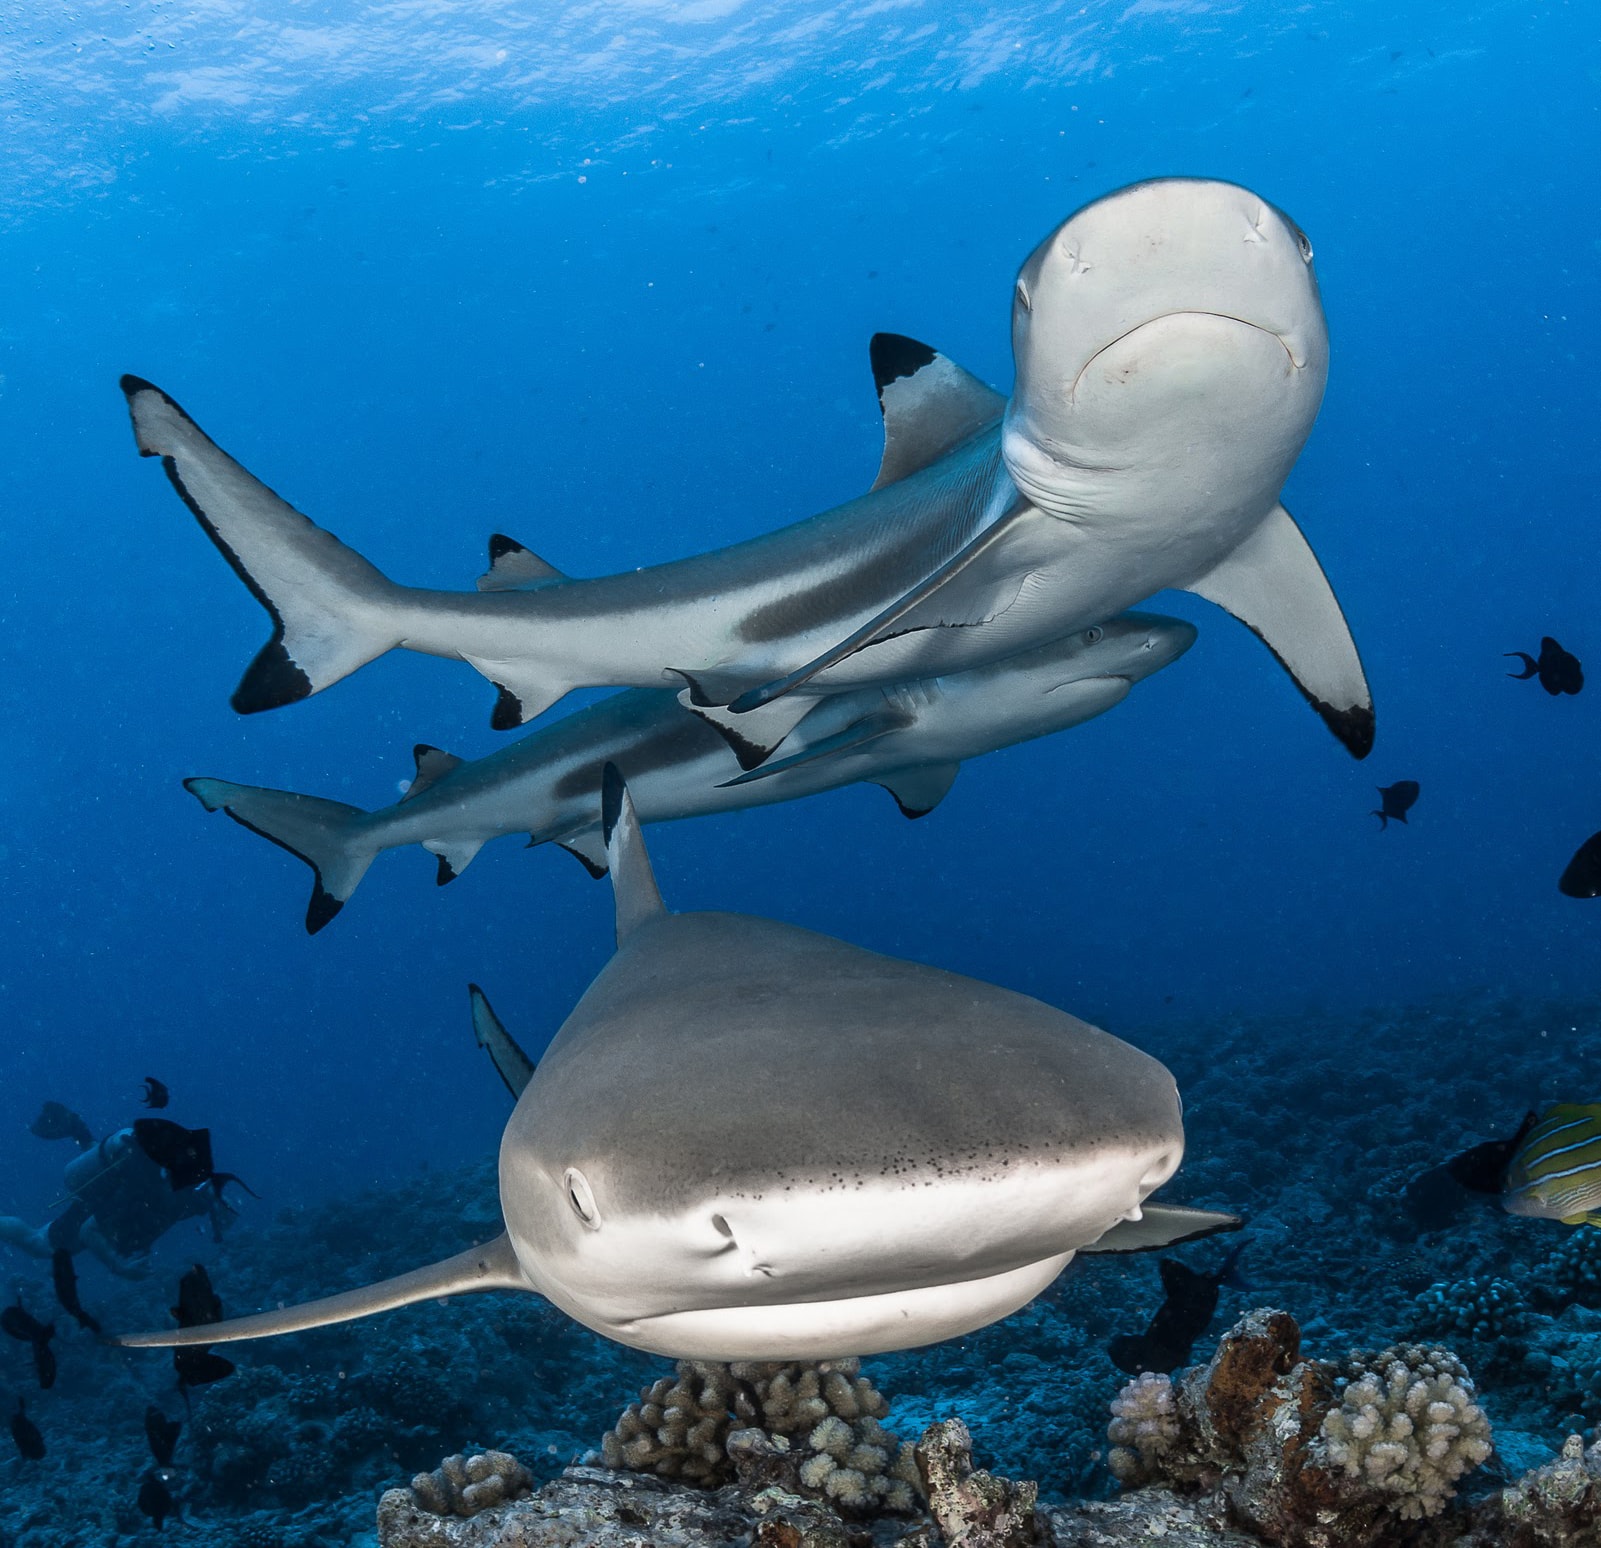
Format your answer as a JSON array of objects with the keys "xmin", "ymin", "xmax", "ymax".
[
  {"xmin": 113, "ymin": 1235, "xmax": 527, "ymax": 1347},
  {"xmin": 869, "ymin": 333, "xmax": 1006, "ymax": 492},
  {"xmin": 468, "ymin": 984, "xmax": 537, "ymax": 1099},
  {"xmin": 476, "ymin": 534, "xmax": 568, "ymax": 593},
  {"xmin": 601, "ymin": 763, "xmax": 665, "ymax": 945},
  {"xmin": 402, "ymin": 744, "xmax": 464, "ymax": 802}
]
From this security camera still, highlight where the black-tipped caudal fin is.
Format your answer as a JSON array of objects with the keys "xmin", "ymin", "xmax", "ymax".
[
  {"xmin": 1183, "ymin": 503, "xmax": 1374, "ymax": 760},
  {"xmin": 121, "ymin": 377, "xmax": 404, "ymax": 713},
  {"xmin": 601, "ymin": 764, "xmax": 665, "ymax": 945},
  {"xmin": 184, "ymin": 777, "xmax": 378, "ymax": 933},
  {"xmin": 114, "ymin": 1235, "xmax": 526, "ymax": 1348}
]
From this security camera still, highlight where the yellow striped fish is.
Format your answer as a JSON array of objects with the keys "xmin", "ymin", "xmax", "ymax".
[{"xmin": 1502, "ymin": 1103, "xmax": 1601, "ymax": 1226}]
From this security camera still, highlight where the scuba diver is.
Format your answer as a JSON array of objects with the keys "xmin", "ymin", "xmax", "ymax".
[{"xmin": 1, "ymin": 1098, "xmax": 247, "ymax": 1280}]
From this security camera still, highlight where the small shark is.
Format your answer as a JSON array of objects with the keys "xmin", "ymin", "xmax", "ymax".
[
  {"xmin": 184, "ymin": 611, "xmax": 1194, "ymax": 932},
  {"xmin": 122, "ymin": 178, "xmax": 1369, "ymax": 760},
  {"xmin": 117, "ymin": 769, "xmax": 1237, "ymax": 1362}
]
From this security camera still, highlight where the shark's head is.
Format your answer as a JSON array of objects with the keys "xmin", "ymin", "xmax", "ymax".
[
  {"xmin": 1066, "ymin": 610, "xmax": 1198, "ymax": 687},
  {"xmin": 497, "ymin": 910, "xmax": 1188, "ymax": 1360},
  {"xmin": 1002, "ymin": 178, "xmax": 1328, "ymax": 525}
]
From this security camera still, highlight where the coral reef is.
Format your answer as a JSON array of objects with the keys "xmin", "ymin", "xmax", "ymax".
[
  {"xmin": 1104, "ymin": 1372, "xmax": 1180, "ymax": 1486},
  {"xmin": 913, "ymin": 1416, "xmax": 1044, "ymax": 1548},
  {"xmin": 599, "ymin": 1356, "xmax": 922, "ymax": 1514},
  {"xmin": 409, "ymin": 1451, "xmax": 533, "ymax": 1516}
]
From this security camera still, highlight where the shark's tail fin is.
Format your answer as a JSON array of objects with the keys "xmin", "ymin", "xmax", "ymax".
[
  {"xmin": 122, "ymin": 377, "xmax": 404, "ymax": 714},
  {"xmin": 184, "ymin": 777, "xmax": 379, "ymax": 933}
]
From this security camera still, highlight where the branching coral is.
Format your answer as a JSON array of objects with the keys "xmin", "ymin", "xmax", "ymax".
[
  {"xmin": 1105, "ymin": 1372, "xmax": 1180, "ymax": 1485},
  {"xmin": 1313, "ymin": 1344, "xmax": 1492, "ymax": 1520},
  {"xmin": 598, "ymin": 1357, "xmax": 921, "ymax": 1514},
  {"xmin": 1412, "ymin": 1276, "xmax": 1531, "ymax": 1345},
  {"xmin": 408, "ymin": 1450, "xmax": 533, "ymax": 1517}
]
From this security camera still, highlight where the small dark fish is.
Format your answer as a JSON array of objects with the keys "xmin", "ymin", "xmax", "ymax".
[
  {"xmin": 1402, "ymin": 1111, "xmax": 1541, "ymax": 1229},
  {"xmin": 137, "ymin": 1469, "xmax": 177, "ymax": 1530},
  {"xmin": 1559, "ymin": 831, "xmax": 1601, "ymax": 899},
  {"xmin": 1109, "ymin": 1245, "xmax": 1247, "ymax": 1374},
  {"xmin": 10, "ymin": 1398, "xmax": 43, "ymax": 1461},
  {"xmin": 209, "ymin": 1171, "xmax": 260, "ymax": 1205},
  {"xmin": 133, "ymin": 1119, "xmax": 214, "ymax": 1190},
  {"xmin": 28, "ymin": 1101, "xmax": 92, "ymax": 1149},
  {"xmin": 171, "ymin": 1264, "xmax": 223, "ymax": 1329},
  {"xmin": 144, "ymin": 1404, "xmax": 182, "ymax": 1467},
  {"xmin": 50, "ymin": 1248, "xmax": 101, "ymax": 1335},
  {"xmin": 1371, "ymin": 780, "xmax": 1420, "ymax": 830},
  {"xmin": 140, "ymin": 1077, "xmax": 170, "ymax": 1109},
  {"xmin": 1, "ymin": 1300, "xmax": 57, "ymax": 1390},
  {"xmin": 173, "ymin": 1346, "xmax": 235, "ymax": 1389},
  {"xmin": 1447, "ymin": 1111, "xmax": 1540, "ymax": 1194},
  {"xmin": 1506, "ymin": 637, "xmax": 1583, "ymax": 696}
]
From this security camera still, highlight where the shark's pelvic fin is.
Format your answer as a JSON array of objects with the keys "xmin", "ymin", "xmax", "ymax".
[
  {"xmin": 869, "ymin": 334, "xmax": 1006, "ymax": 492},
  {"xmin": 184, "ymin": 776, "xmax": 376, "ymax": 934},
  {"xmin": 114, "ymin": 1235, "xmax": 527, "ymax": 1348},
  {"xmin": 1079, "ymin": 1204, "xmax": 1244, "ymax": 1254},
  {"xmin": 602, "ymin": 764, "xmax": 666, "ymax": 944},
  {"xmin": 875, "ymin": 762, "xmax": 960, "ymax": 819},
  {"xmin": 729, "ymin": 486, "xmax": 1034, "ymax": 714},
  {"xmin": 121, "ymin": 376, "xmax": 403, "ymax": 715},
  {"xmin": 402, "ymin": 744, "xmax": 464, "ymax": 802},
  {"xmin": 717, "ymin": 708, "xmax": 911, "ymax": 788},
  {"xmin": 553, "ymin": 829, "xmax": 609, "ymax": 878},
  {"xmin": 476, "ymin": 534, "xmax": 569, "ymax": 593},
  {"xmin": 1183, "ymin": 503, "xmax": 1374, "ymax": 760},
  {"xmin": 468, "ymin": 985, "xmax": 537, "ymax": 1099}
]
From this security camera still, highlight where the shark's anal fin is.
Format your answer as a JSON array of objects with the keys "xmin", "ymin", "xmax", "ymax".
[
  {"xmin": 468, "ymin": 985, "xmax": 537, "ymax": 1099},
  {"xmin": 869, "ymin": 334, "xmax": 1006, "ymax": 491},
  {"xmin": 729, "ymin": 489, "xmax": 1033, "ymax": 714},
  {"xmin": 717, "ymin": 709, "xmax": 911, "ymax": 788},
  {"xmin": 875, "ymin": 762, "xmax": 960, "ymax": 819},
  {"xmin": 425, "ymin": 837, "xmax": 485, "ymax": 885},
  {"xmin": 1079, "ymin": 1204, "xmax": 1244, "ymax": 1254},
  {"xmin": 552, "ymin": 829, "xmax": 609, "ymax": 878},
  {"xmin": 114, "ymin": 1235, "xmax": 526, "ymax": 1347},
  {"xmin": 1183, "ymin": 503, "xmax": 1373, "ymax": 759},
  {"xmin": 476, "ymin": 534, "xmax": 569, "ymax": 593},
  {"xmin": 601, "ymin": 764, "xmax": 665, "ymax": 944}
]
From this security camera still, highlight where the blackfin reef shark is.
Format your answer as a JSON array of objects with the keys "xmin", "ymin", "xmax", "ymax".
[
  {"xmin": 122, "ymin": 178, "xmax": 1370, "ymax": 761},
  {"xmin": 183, "ymin": 610, "xmax": 1194, "ymax": 932},
  {"xmin": 117, "ymin": 769, "xmax": 1238, "ymax": 1362}
]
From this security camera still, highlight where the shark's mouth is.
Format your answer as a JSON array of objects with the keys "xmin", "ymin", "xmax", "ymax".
[{"xmin": 1069, "ymin": 309, "xmax": 1307, "ymax": 401}]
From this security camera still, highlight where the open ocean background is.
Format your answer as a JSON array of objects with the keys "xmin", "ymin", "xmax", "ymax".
[{"xmin": 0, "ymin": 4, "xmax": 1598, "ymax": 1542}]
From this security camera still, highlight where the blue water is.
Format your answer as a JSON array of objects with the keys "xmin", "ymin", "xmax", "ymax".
[{"xmin": 0, "ymin": 0, "xmax": 1598, "ymax": 1535}]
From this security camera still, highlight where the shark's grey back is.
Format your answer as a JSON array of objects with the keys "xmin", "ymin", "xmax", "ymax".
[{"xmin": 513, "ymin": 911, "xmax": 1179, "ymax": 1211}]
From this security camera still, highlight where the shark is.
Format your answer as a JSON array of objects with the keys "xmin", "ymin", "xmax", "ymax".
[
  {"xmin": 116, "ymin": 768, "xmax": 1238, "ymax": 1362},
  {"xmin": 121, "ymin": 177, "xmax": 1370, "ymax": 759},
  {"xmin": 182, "ymin": 610, "xmax": 1194, "ymax": 932}
]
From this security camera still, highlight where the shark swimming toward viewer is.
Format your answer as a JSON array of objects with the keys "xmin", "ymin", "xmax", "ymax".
[
  {"xmin": 183, "ymin": 611, "xmax": 1194, "ymax": 932},
  {"xmin": 117, "ymin": 769, "xmax": 1238, "ymax": 1361},
  {"xmin": 122, "ymin": 178, "xmax": 1370, "ymax": 759}
]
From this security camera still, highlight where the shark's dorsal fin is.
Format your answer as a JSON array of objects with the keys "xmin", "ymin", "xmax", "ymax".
[
  {"xmin": 402, "ymin": 744, "xmax": 463, "ymax": 802},
  {"xmin": 468, "ymin": 984, "xmax": 537, "ymax": 1099},
  {"xmin": 875, "ymin": 761, "xmax": 960, "ymax": 819},
  {"xmin": 602, "ymin": 764, "xmax": 665, "ymax": 944},
  {"xmin": 476, "ymin": 534, "xmax": 568, "ymax": 593},
  {"xmin": 113, "ymin": 1235, "xmax": 527, "ymax": 1347},
  {"xmin": 869, "ymin": 333, "xmax": 1006, "ymax": 492},
  {"xmin": 1182, "ymin": 503, "xmax": 1373, "ymax": 760},
  {"xmin": 1079, "ymin": 1204, "xmax": 1243, "ymax": 1254}
]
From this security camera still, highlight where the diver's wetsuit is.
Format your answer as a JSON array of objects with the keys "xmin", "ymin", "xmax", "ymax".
[{"xmin": 0, "ymin": 1126, "xmax": 226, "ymax": 1278}]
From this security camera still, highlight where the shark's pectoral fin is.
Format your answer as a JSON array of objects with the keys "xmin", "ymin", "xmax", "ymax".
[
  {"xmin": 673, "ymin": 673, "xmax": 820, "ymax": 771},
  {"xmin": 869, "ymin": 334, "xmax": 1006, "ymax": 492},
  {"xmin": 717, "ymin": 708, "xmax": 913, "ymax": 788},
  {"xmin": 468, "ymin": 985, "xmax": 537, "ymax": 1098},
  {"xmin": 1079, "ymin": 1204, "xmax": 1243, "ymax": 1254},
  {"xmin": 602, "ymin": 764, "xmax": 666, "ymax": 944},
  {"xmin": 460, "ymin": 655, "xmax": 571, "ymax": 731},
  {"xmin": 425, "ymin": 837, "xmax": 485, "ymax": 885},
  {"xmin": 1184, "ymin": 503, "xmax": 1373, "ymax": 760},
  {"xmin": 729, "ymin": 490, "xmax": 1034, "ymax": 714},
  {"xmin": 552, "ymin": 829, "xmax": 609, "ymax": 878},
  {"xmin": 401, "ymin": 744, "xmax": 463, "ymax": 802},
  {"xmin": 114, "ymin": 1234, "xmax": 527, "ymax": 1348},
  {"xmin": 476, "ymin": 534, "xmax": 569, "ymax": 593},
  {"xmin": 874, "ymin": 762, "xmax": 960, "ymax": 819}
]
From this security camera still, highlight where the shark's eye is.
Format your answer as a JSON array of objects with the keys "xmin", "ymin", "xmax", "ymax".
[
  {"xmin": 1295, "ymin": 229, "xmax": 1313, "ymax": 262},
  {"xmin": 564, "ymin": 1168, "xmax": 599, "ymax": 1228},
  {"xmin": 1084, "ymin": 625, "xmax": 1104, "ymax": 644},
  {"xmin": 1014, "ymin": 281, "xmax": 1032, "ymax": 314}
]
